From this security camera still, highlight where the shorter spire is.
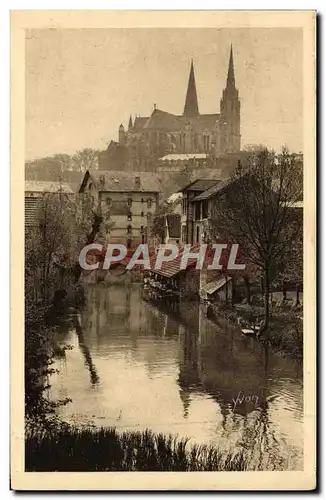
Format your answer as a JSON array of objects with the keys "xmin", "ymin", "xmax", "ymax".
[
  {"xmin": 183, "ymin": 59, "xmax": 199, "ymax": 117},
  {"xmin": 226, "ymin": 44, "xmax": 236, "ymax": 88}
]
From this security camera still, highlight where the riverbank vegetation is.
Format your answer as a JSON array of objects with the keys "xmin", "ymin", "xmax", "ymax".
[
  {"xmin": 26, "ymin": 427, "xmax": 251, "ymax": 472},
  {"xmin": 208, "ymin": 301, "xmax": 303, "ymax": 359},
  {"xmin": 207, "ymin": 147, "xmax": 303, "ymax": 351}
]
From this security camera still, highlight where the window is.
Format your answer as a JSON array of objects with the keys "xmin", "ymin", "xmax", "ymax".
[
  {"xmin": 127, "ymin": 238, "xmax": 132, "ymax": 249},
  {"xmin": 141, "ymin": 211, "xmax": 144, "ymax": 217},
  {"xmin": 141, "ymin": 234, "xmax": 145, "ymax": 244},
  {"xmin": 127, "ymin": 212, "xmax": 132, "ymax": 221},
  {"xmin": 106, "ymin": 197, "xmax": 112, "ymax": 207},
  {"xmin": 202, "ymin": 200, "xmax": 208, "ymax": 219},
  {"xmin": 147, "ymin": 212, "xmax": 152, "ymax": 222},
  {"xmin": 182, "ymin": 198, "xmax": 187, "ymax": 215},
  {"xmin": 147, "ymin": 198, "xmax": 152, "ymax": 208},
  {"xmin": 127, "ymin": 197, "xmax": 132, "ymax": 207},
  {"xmin": 141, "ymin": 198, "xmax": 144, "ymax": 203},
  {"xmin": 196, "ymin": 226, "xmax": 200, "ymax": 243},
  {"xmin": 195, "ymin": 202, "xmax": 201, "ymax": 220},
  {"xmin": 127, "ymin": 224, "xmax": 132, "ymax": 234},
  {"xmin": 140, "ymin": 225, "xmax": 144, "ymax": 233}
]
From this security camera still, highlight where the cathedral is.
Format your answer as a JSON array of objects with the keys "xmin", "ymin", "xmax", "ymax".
[{"xmin": 99, "ymin": 46, "xmax": 241, "ymax": 171}]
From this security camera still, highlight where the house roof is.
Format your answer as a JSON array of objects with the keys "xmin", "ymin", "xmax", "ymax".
[
  {"xmin": 180, "ymin": 179, "xmax": 220, "ymax": 193},
  {"xmin": 166, "ymin": 214, "xmax": 181, "ymax": 238},
  {"xmin": 25, "ymin": 181, "xmax": 74, "ymax": 194},
  {"xmin": 202, "ymin": 276, "xmax": 232, "ymax": 295},
  {"xmin": 149, "ymin": 244, "xmax": 201, "ymax": 278},
  {"xmin": 159, "ymin": 153, "xmax": 208, "ymax": 161},
  {"xmin": 193, "ymin": 178, "xmax": 231, "ymax": 201},
  {"xmin": 79, "ymin": 170, "xmax": 161, "ymax": 193}
]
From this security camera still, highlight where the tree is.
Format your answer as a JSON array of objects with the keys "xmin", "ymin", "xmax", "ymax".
[
  {"xmin": 72, "ymin": 148, "xmax": 100, "ymax": 172},
  {"xmin": 209, "ymin": 147, "xmax": 302, "ymax": 338}
]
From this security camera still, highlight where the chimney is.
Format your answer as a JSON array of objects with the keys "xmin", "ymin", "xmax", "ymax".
[{"xmin": 135, "ymin": 176, "xmax": 141, "ymax": 190}]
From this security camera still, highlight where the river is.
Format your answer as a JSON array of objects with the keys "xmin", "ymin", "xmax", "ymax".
[{"xmin": 50, "ymin": 282, "xmax": 303, "ymax": 471}]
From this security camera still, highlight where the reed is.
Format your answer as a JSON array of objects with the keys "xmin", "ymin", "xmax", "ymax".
[{"xmin": 25, "ymin": 427, "xmax": 251, "ymax": 472}]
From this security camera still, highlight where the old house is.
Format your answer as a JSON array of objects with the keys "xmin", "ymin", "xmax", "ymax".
[
  {"xmin": 180, "ymin": 179, "xmax": 221, "ymax": 244},
  {"xmin": 79, "ymin": 171, "xmax": 161, "ymax": 247}
]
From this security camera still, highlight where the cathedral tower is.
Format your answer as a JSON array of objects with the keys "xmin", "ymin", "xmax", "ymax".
[
  {"xmin": 118, "ymin": 124, "xmax": 126, "ymax": 144},
  {"xmin": 220, "ymin": 46, "xmax": 241, "ymax": 153},
  {"xmin": 183, "ymin": 60, "xmax": 199, "ymax": 117}
]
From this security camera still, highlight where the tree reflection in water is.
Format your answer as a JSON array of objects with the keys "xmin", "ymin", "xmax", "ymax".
[
  {"xmin": 175, "ymin": 300, "xmax": 301, "ymax": 470},
  {"xmin": 74, "ymin": 317, "xmax": 100, "ymax": 387}
]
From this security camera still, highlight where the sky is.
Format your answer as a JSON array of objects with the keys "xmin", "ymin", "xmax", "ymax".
[{"xmin": 25, "ymin": 27, "xmax": 303, "ymax": 160}]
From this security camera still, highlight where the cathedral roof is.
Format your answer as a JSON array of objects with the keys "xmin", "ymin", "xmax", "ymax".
[
  {"xmin": 143, "ymin": 108, "xmax": 185, "ymax": 131},
  {"xmin": 133, "ymin": 116, "xmax": 149, "ymax": 132},
  {"xmin": 137, "ymin": 108, "xmax": 219, "ymax": 134},
  {"xmin": 188, "ymin": 113, "xmax": 220, "ymax": 133}
]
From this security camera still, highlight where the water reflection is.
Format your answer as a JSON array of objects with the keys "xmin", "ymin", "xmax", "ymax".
[{"xmin": 50, "ymin": 283, "xmax": 303, "ymax": 470}]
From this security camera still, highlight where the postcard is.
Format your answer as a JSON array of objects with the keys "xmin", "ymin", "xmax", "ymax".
[{"xmin": 11, "ymin": 10, "xmax": 316, "ymax": 491}]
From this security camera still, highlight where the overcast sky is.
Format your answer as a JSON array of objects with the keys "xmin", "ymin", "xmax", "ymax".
[{"xmin": 25, "ymin": 27, "xmax": 303, "ymax": 160}]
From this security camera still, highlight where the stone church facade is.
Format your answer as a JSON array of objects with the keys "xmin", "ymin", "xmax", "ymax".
[{"xmin": 99, "ymin": 46, "xmax": 241, "ymax": 172}]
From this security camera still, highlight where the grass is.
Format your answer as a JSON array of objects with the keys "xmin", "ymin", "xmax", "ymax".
[{"xmin": 25, "ymin": 427, "xmax": 250, "ymax": 472}]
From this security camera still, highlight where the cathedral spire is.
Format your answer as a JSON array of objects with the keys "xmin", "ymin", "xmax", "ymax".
[
  {"xmin": 183, "ymin": 59, "xmax": 199, "ymax": 117},
  {"xmin": 226, "ymin": 45, "xmax": 235, "ymax": 88},
  {"xmin": 128, "ymin": 115, "xmax": 133, "ymax": 131}
]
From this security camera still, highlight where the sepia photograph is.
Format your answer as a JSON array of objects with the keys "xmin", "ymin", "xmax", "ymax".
[{"xmin": 11, "ymin": 10, "xmax": 316, "ymax": 491}]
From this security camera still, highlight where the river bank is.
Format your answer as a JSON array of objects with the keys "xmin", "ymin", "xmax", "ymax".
[{"xmin": 207, "ymin": 301, "xmax": 303, "ymax": 359}]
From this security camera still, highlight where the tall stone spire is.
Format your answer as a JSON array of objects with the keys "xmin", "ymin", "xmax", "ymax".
[
  {"xmin": 183, "ymin": 59, "xmax": 199, "ymax": 117},
  {"xmin": 226, "ymin": 45, "xmax": 235, "ymax": 88},
  {"xmin": 219, "ymin": 45, "xmax": 241, "ymax": 154},
  {"xmin": 128, "ymin": 115, "xmax": 133, "ymax": 131}
]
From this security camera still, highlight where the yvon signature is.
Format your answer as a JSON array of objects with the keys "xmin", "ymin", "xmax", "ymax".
[{"xmin": 232, "ymin": 391, "xmax": 259, "ymax": 411}]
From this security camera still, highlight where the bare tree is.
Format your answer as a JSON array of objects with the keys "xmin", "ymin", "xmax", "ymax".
[
  {"xmin": 25, "ymin": 187, "xmax": 115, "ymax": 306},
  {"xmin": 72, "ymin": 148, "xmax": 100, "ymax": 172},
  {"xmin": 209, "ymin": 147, "xmax": 302, "ymax": 338}
]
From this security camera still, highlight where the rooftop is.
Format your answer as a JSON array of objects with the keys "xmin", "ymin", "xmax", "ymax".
[
  {"xmin": 131, "ymin": 108, "xmax": 220, "ymax": 135},
  {"xmin": 180, "ymin": 179, "xmax": 220, "ymax": 193},
  {"xmin": 149, "ymin": 244, "xmax": 201, "ymax": 278},
  {"xmin": 193, "ymin": 178, "xmax": 231, "ymax": 201},
  {"xmin": 80, "ymin": 171, "xmax": 162, "ymax": 193},
  {"xmin": 25, "ymin": 181, "xmax": 74, "ymax": 194},
  {"xmin": 202, "ymin": 276, "xmax": 232, "ymax": 295},
  {"xmin": 159, "ymin": 153, "xmax": 208, "ymax": 162}
]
